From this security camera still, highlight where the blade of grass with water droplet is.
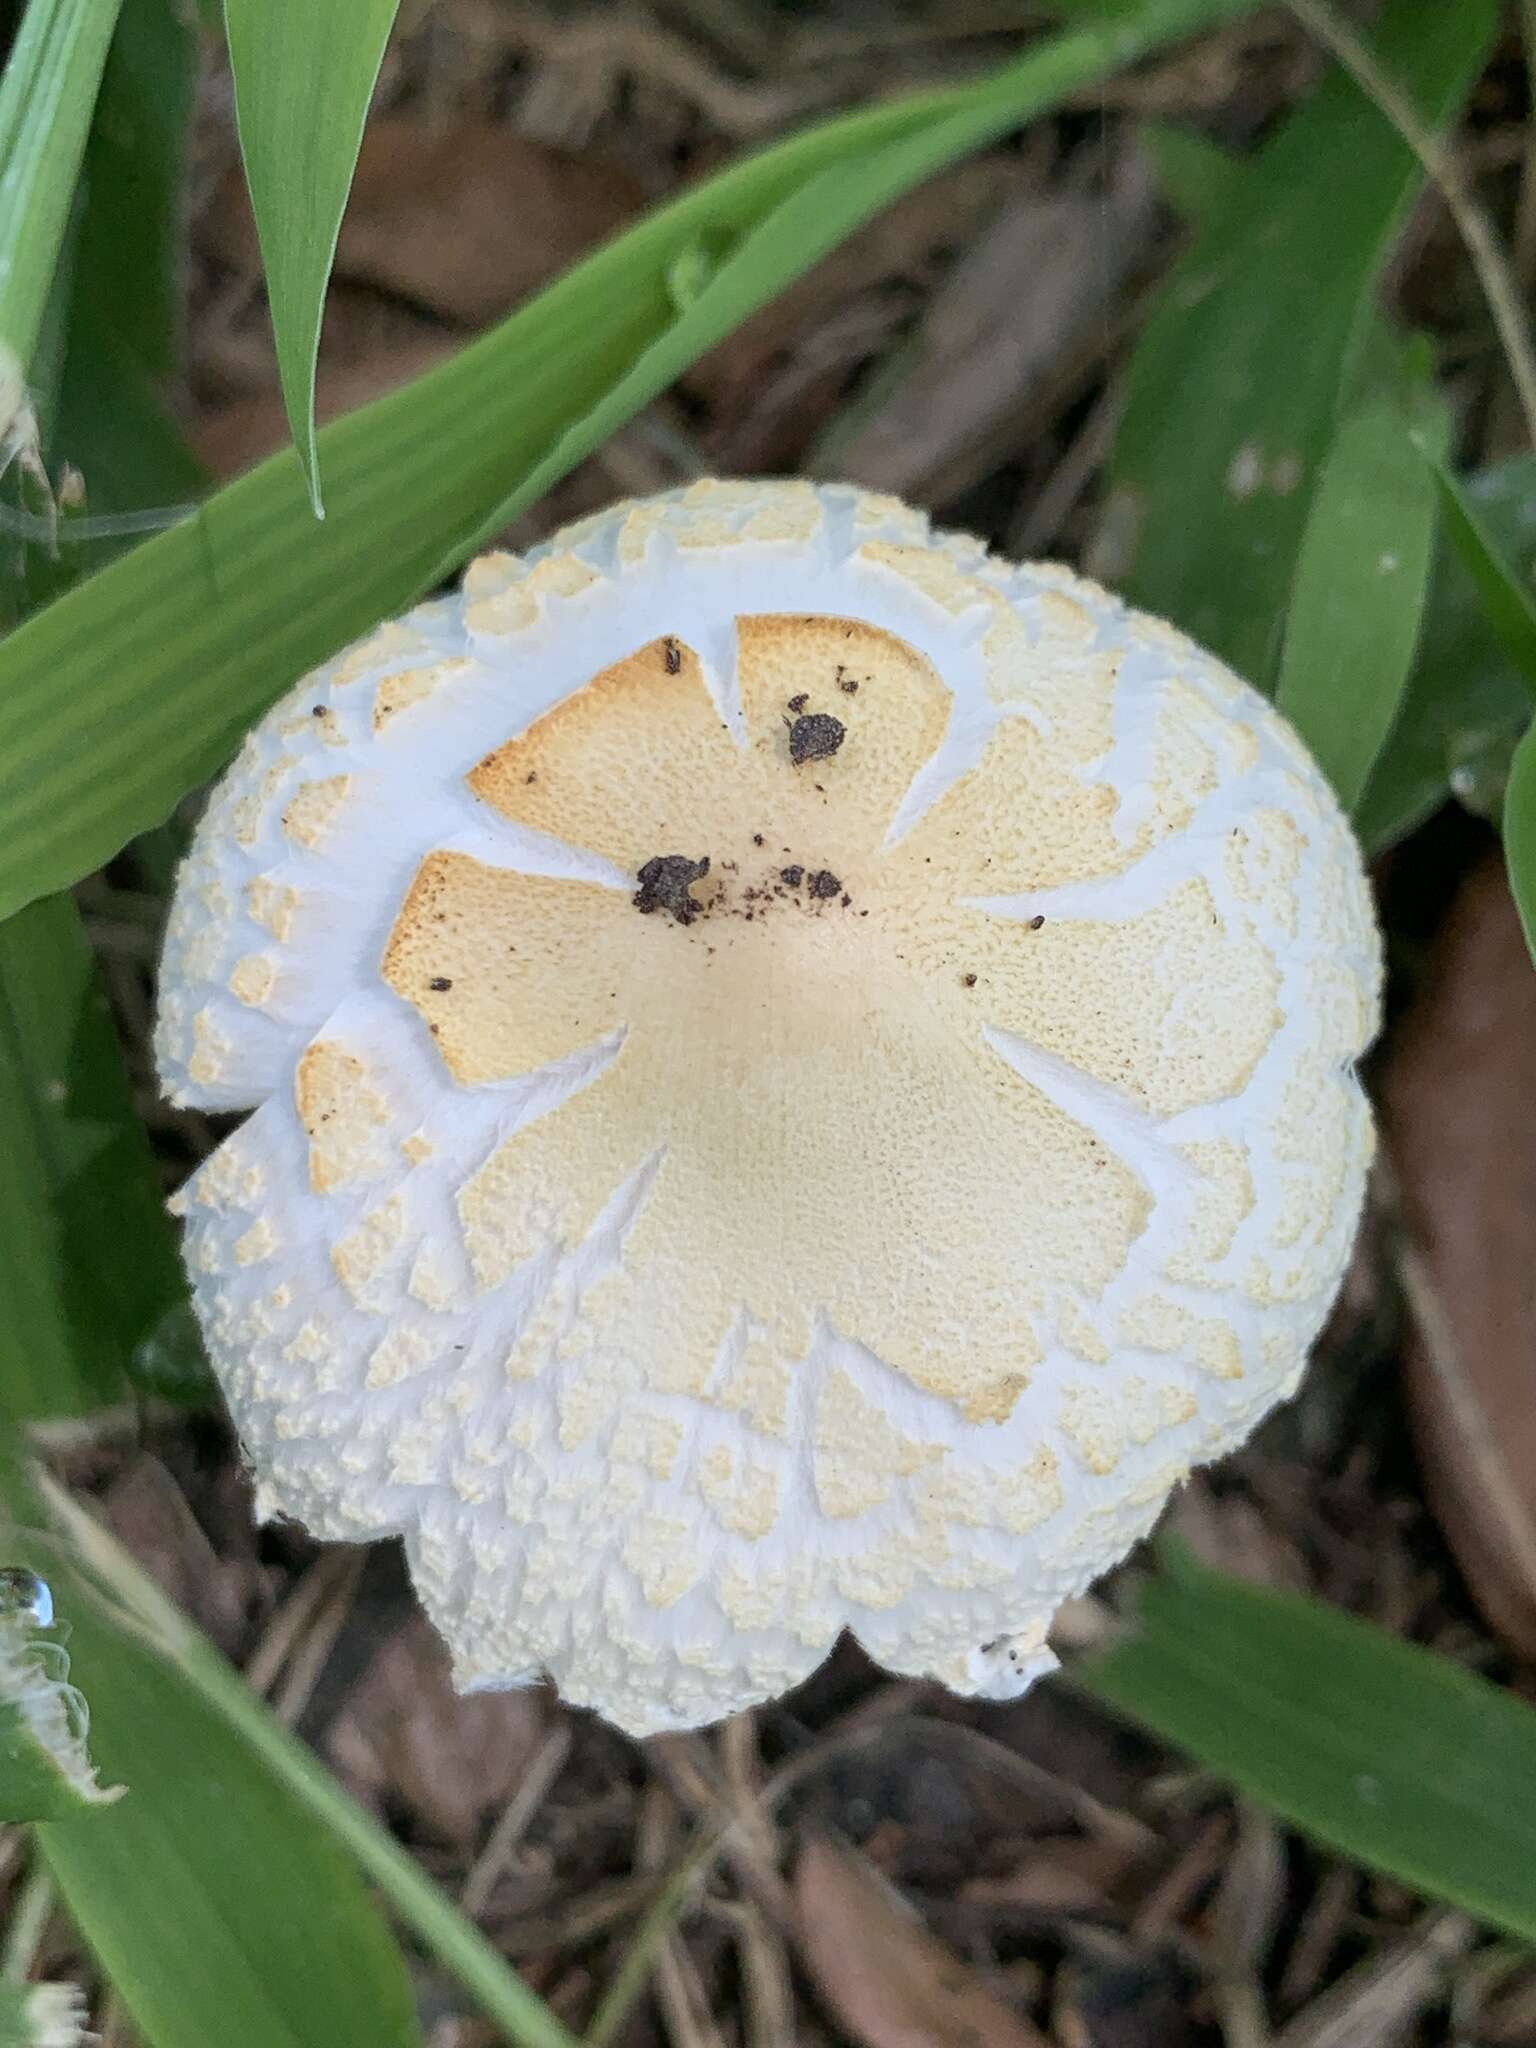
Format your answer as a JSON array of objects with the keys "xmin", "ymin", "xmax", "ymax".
[
  {"xmin": 1102, "ymin": 0, "xmax": 1496, "ymax": 687},
  {"xmin": 224, "ymin": 0, "xmax": 401, "ymax": 515},
  {"xmin": 1081, "ymin": 1547, "xmax": 1536, "ymax": 1944},
  {"xmin": 6, "ymin": 1468, "xmax": 583, "ymax": 2048},
  {"xmin": 0, "ymin": 1582, "xmax": 120, "ymax": 1824},
  {"xmin": 0, "ymin": 1482, "xmax": 430, "ymax": 2048}
]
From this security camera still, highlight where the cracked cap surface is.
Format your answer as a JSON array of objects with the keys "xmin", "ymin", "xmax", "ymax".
[{"xmin": 156, "ymin": 478, "xmax": 1381, "ymax": 1734}]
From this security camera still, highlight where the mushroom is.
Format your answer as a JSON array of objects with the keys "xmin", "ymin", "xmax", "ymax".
[{"xmin": 157, "ymin": 479, "xmax": 1380, "ymax": 1735}]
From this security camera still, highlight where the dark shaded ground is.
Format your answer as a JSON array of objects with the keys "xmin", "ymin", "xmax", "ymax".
[{"xmin": 14, "ymin": 3, "xmax": 1536, "ymax": 2042}]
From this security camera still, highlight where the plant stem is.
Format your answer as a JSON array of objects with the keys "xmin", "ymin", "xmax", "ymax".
[{"xmin": 1284, "ymin": 0, "xmax": 1536, "ymax": 453}]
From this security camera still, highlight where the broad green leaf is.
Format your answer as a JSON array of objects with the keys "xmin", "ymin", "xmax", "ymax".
[
  {"xmin": 1423, "ymin": 452, "xmax": 1536, "ymax": 694},
  {"xmin": 0, "ymin": 1574, "xmax": 120, "ymax": 1823},
  {"xmin": 1083, "ymin": 1548, "xmax": 1536, "ymax": 1945},
  {"xmin": 1105, "ymin": 0, "xmax": 1497, "ymax": 687},
  {"xmin": 1356, "ymin": 457, "xmax": 1536, "ymax": 851},
  {"xmin": 1274, "ymin": 351, "xmax": 1445, "ymax": 812},
  {"xmin": 74, "ymin": 0, "xmax": 198, "ymax": 380},
  {"xmin": 225, "ymin": 0, "xmax": 401, "ymax": 514},
  {"xmin": 10, "ymin": 1472, "xmax": 582, "ymax": 2048},
  {"xmin": 0, "ymin": 1981, "xmax": 88, "ymax": 2047},
  {"xmin": 1137, "ymin": 120, "xmax": 1239, "ymax": 227},
  {"xmin": 0, "ymin": 0, "xmax": 1266, "ymax": 922},
  {"xmin": 1502, "ymin": 718, "xmax": 1536, "ymax": 966},
  {"xmin": 0, "ymin": 895, "xmax": 198, "ymax": 1418},
  {"xmin": 0, "ymin": 0, "xmax": 123, "ymax": 387}
]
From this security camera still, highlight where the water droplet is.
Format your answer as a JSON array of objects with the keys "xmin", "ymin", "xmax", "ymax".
[{"xmin": 0, "ymin": 1568, "xmax": 53, "ymax": 1628}]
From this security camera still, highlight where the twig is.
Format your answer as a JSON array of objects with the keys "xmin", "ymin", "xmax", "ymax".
[
  {"xmin": 460, "ymin": 1722, "xmax": 573, "ymax": 1921},
  {"xmin": 243, "ymin": 1548, "xmax": 362, "ymax": 1707},
  {"xmin": 1284, "ymin": 0, "xmax": 1536, "ymax": 451}
]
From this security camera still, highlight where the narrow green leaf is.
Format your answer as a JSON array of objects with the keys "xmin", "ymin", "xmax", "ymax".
[
  {"xmin": 1274, "ymin": 353, "xmax": 1445, "ymax": 812},
  {"xmin": 1137, "ymin": 119, "xmax": 1239, "ymax": 227},
  {"xmin": 1423, "ymin": 451, "xmax": 1536, "ymax": 695},
  {"xmin": 1356, "ymin": 456, "xmax": 1536, "ymax": 851},
  {"xmin": 224, "ymin": 0, "xmax": 401, "ymax": 514},
  {"xmin": 1105, "ymin": 0, "xmax": 1497, "ymax": 686},
  {"xmin": 12, "ymin": 1472, "xmax": 582, "ymax": 2048},
  {"xmin": 0, "ymin": 1576, "xmax": 120, "ymax": 1824},
  {"xmin": 0, "ymin": 895, "xmax": 198, "ymax": 1418},
  {"xmin": 0, "ymin": 0, "xmax": 1266, "ymax": 921},
  {"xmin": 1082, "ymin": 1549, "xmax": 1536, "ymax": 1945},
  {"xmin": 74, "ymin": 0, "xmax": 198, "ymax": 380},
  {"xmin": 1502, "ymin": 717, "xmax": 1536, "ymax": 966},
  {"xmin": 0, "ymin": 0, "xmax": 124, "ymax": 386}
]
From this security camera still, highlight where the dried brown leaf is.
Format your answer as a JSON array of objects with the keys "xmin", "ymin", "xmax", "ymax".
[
  {"xmin": 1380, "ymin": 855, "xmax": 1536, "ymax": 1657},
  {"xmin": 98, "ymin": 1452, "xmax": 269, "ymax": 1656},
  {"xmin": 1270, "ymin": 1911, "xmax": 1475, "ymax": 2048},
  {"xmin": 202, "ymin": 121, "xmax": 644, "ymax": 325},
  {"xmin": 793, "ymin": 1830, "xmax": 1050, "ymax": 2048},
  {"xmin": 819, "ymin": 159, "xmax": 1156, "ymax": 502},
  {"xmin": 688, "ymin": 160, "xmax": 1018, "ymax": 472}
]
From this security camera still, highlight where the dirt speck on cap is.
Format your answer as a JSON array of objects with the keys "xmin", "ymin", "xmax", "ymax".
[
  {"xmin": 789, "ymin": 713, "xmax": 846, "ymax": 767},
  {"xmin": 663, "ymin": 637, "xmax": 682, "ymax": 674},
  {"xmin": 808, "ymin": 869, "xmax": 841, "ymax": 901},
  {"xmin": 787, "ymin": 692, "xmax": 809, "ymax": 713},
  {"xmin": 780, "ymin": 865, "xmax": 804, "ymax": 887},
  {"xmin": 634, "ymin": 854, "xmax": 711, "ymax": 925}
]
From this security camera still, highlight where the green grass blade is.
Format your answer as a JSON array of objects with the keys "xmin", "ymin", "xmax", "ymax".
[
  {"xmin": 21, "ymin": 1573, "xmax": 428, "ymax": 2047},
  {"xmin": 1502, "ymin": 718, "xmax": 1536, "ymax": 965},
  {"xmin": 0, "ymin": 896, "xmax": 197, "ymax": 1418},
  {"xmin": 0, "ymin": 0, "xmax": 1265, "ymax": 923},
  {"xmin": 73, "ymin": 0, "xmax": 198, "ymax": 381},
  {"xmin": 224, "ymin": 0, "xmax": 401, "ymax": 515},
  {"xmin": 0, "ymin": 0, "xmax": 123, "ymax": 392},
  {"xmin": 1423, "ymin": 451, "xmax": 1536, "ymax": 695},
  {"xmin": 1356, "ymin": 456, "xmax": 1536, "ymax": 851},
  {"xmin": 1, "ymin": 1587, "xmax": 121, "ymax": 1824},
  {"xmin": 1082, "ymin": 1548, "xmax": 1536, "ymax": 1944},
  {"xmin": 1105, "ymin": 0, "xmax": 1497, "ymax": 687},
  {"xmin": 1274, "ymin": 351, "xmax": 1445, "ymax": 813},
  {"xmin": 17, "ymin": 1472, "xmax": 583, "ymax": 2048}
]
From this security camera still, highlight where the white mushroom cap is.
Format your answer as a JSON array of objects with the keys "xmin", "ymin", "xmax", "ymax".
[{"xmin": 156, "ymin": 479, "xmax": 1380, "ymax": 1734}]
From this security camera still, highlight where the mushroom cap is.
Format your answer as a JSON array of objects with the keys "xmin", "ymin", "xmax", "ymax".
[{"xmin": 157, "ymin": 479, "xmax": 1380, "ymax": 1734}]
